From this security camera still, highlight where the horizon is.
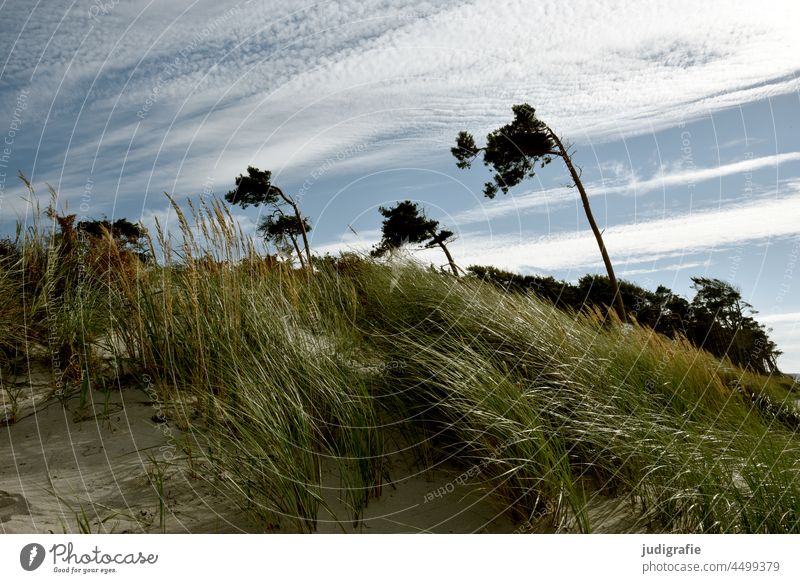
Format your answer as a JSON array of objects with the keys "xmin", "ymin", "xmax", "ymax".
[{"xmin": 1, "ymin": 0, "xmax": 798, "ymax": 370}]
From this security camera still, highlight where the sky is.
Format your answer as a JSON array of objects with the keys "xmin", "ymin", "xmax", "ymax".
[{"xmin": 0, "ymin": 0, "xmax": 799, "ymax": 370}]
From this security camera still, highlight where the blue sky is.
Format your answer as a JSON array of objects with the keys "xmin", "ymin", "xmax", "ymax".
[{"xmin": 1, "ymin": 0, "xmax": 799, "ymax": 370}]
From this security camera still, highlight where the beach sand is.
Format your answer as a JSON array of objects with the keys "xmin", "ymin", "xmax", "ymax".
[
  {"xmin": 1, "ymin": 362, "xmax": 639, "ymax": 533},
  {"xmin": 0, "ymin": 372, "xmax": 521, "ymax": 533}
]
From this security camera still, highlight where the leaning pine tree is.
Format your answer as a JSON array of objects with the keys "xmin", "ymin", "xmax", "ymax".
[
  {"xmin": 451, "ymin": 104, "xmax": 626, "ymax": 320},
  {"xmin": 225, "ymin": 166, "xmax": 313, "ymax": 268},
  {"xmin": 372, "ymin": 200, "xmax": 460, "ymax": 276}
]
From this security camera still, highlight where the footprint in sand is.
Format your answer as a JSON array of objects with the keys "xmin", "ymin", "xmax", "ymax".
[{"xmin": 0, "ymin": 490, "xmax": 30, "ymax": 523}]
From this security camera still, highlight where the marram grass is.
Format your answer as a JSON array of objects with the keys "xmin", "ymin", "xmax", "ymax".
[{"xmin": 3, "ymin": 195, "xmax": 799, "ymax": 532}]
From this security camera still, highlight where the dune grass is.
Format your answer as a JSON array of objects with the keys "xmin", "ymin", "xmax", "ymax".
[
  {"xmin": 3, "ymin": 195, "xmax": 800, "ymax": 532},
  {"xmin": 349, "ymin": 260, "xmax": 800, "ymax": 532}
]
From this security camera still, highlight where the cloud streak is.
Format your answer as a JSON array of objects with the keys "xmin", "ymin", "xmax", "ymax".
[
  {"xmin": 453, "ymin": 152, "xmax": 800, "ymax": 224},
  {"xmin": 416, "ymin": 192, "xmax": 800, "ymax": 272},
  {"xmin": 759, "ymin": 312, "xmax": 800, "ymax": 325}
]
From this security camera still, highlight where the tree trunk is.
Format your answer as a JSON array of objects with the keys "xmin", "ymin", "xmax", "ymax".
[
  {"xmin": 291, "ymin": 201, "xmax": 313, "ymax": 269},
  {"xmin": 276, "ymin": 189, "xmax": 313, "ymax": 269},
  {"xmin": 288, "ymin": 233, "xmax": 305, "ymax": 269},
  {"xmin": 547, "ymin": 127, "xmax": 627, "ymax": 322},
  {"xmin": 438, "ymin": 241, "xmax": 460, "ymax": 276}
]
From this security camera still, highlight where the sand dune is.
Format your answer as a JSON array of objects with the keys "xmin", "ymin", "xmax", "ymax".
[{"xmin": 1, "ymin": 374, "xmax": 522, "ymax": 534}]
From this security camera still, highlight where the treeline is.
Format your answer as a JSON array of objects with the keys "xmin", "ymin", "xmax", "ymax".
[{"xmin": 468, "ymin": 265, "xmax": 782, "ymax": 375}]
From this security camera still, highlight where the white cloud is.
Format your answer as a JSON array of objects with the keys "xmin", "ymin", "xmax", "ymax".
[
  {"xmin": 453, "ymin": 152, "xmax": 800, "ymax": 224},
  {"xmin": 758, "ymin": 317, "xmax": 800, "ymax": 372},
  {"xmin": 313, "ymin": 228, "xmax": 381, "ymax": 257},
  {"xmin": 759, "ymin": 312, "xmax": 800, "ymax": 325},
  {"xmin": 651, "ymin": 152, "xmax": 800, "ymax": 192},
  {"xmin": 3, "ymin": 0, "xmax": 800, "ymax": 193},
  {"xmin": 618, "ymin": 260, "xmax": 712, "ymax": 278},
  {"xmin": 408, "ymin": 193, "xmax": 800, "ymax": 272}
]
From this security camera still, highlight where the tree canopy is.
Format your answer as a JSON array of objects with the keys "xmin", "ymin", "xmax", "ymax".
[
  {"xmin": 258, "ymin": 213, "xmax": 312, "ymax": 243},
  {"xmin": 687, "ymin": 277, "xmax": 780, "ymax": 374},
  {"xmin": 77, "ymin": 218, "xmax": 146, "ymax": 248},
  {"xmin": 224, "ymin": 166, "xmax": 283, "ymax": 208},
  {"xmin": 257, "ymin": 212, "xmax": 312, "ymax": 262},
  {"xmin": 452, "ymin": 104, "xmax": 556, "ymax": 199},
  {"xmin": 372, "ymin": 200, "xmax": 459, "ymax": 275},
  {"xmin": 372, "ymin": 200, "xmax": 439, "ymax": 255}
]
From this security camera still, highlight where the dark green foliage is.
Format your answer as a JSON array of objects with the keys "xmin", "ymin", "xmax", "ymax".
[
  {"xmin": 371, "ymin": 200, "xmax": 439, "ymax": 256},
  {"xmin": 77, "ymin": 218, "xmax": 144, "ymax": 243},
  {"xmin": 575, "ymin": 276, "xmax": 692, "ymax": 337},
  {"xmin": 452, "ymin": 104, "xmax": 556, "ymax": 198},
  {"xmin": 257, "ymin": 212, "xmax": 313, "ymax": 265},
  {"xmin": 225, "ymin": 166, "xmax": 313, "ymax": 266},
  {"xmin": 467, "ymin": 265, "xmax": 581, "ymax": 310},
  {"xmin": 224, "ymin": 166, "xmax": 282, "ymax": 208},
  {"xmin": 687, "ymin": 278, "xmax": 780, "ymax": 375},
  {"xmin": 372, "ymin": 201, "xmax": 459, "ymax": 275},
  {"xmin": 451, "ymin": 131, "xmax": 480, "ymax": 169},
  {"xmin": 258, "ymin": 213, "xmax": 312, "ymax": 244},
  {"xmin": 76, "ymin": 218, "xmax": 148, "ymax": 259},
  {"xmin": 0, "ymin": 237, "xmax": 17, "ymax": 261},
  {"xmin": 651, "ymin": 285, "xmax": 692, "ymax": 336},
  {"xmin": 469, "ymin": 265, "xmax": 782, "ymax": 375},
  {"xmin": 426, "ymin": 229, "xmax": 454, "ymax": 249}
]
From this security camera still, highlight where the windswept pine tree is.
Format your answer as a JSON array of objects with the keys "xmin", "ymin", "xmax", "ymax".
[
  {"xmin": 372, "ymin": 200, "xmax": 459, "ymax": 276},
  {"xmin": 225, "ymin": 166, "xmax": 312, "ymax": 268},
  {"xmin": 452, "ymin": 104, "xmax": 625, "ymax": 320}
]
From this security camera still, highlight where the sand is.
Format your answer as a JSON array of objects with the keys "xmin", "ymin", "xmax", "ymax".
[
  {"xmin": 1, "ymin": 361, "xmax": 638, "ymax": 534},
  {"xmin": 1, "ymin": 381, "xmax": 255, "ymax": 533},
  {"xmin": 0, "ymin": 367, "xmax": 521, "ymax": 533}
]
